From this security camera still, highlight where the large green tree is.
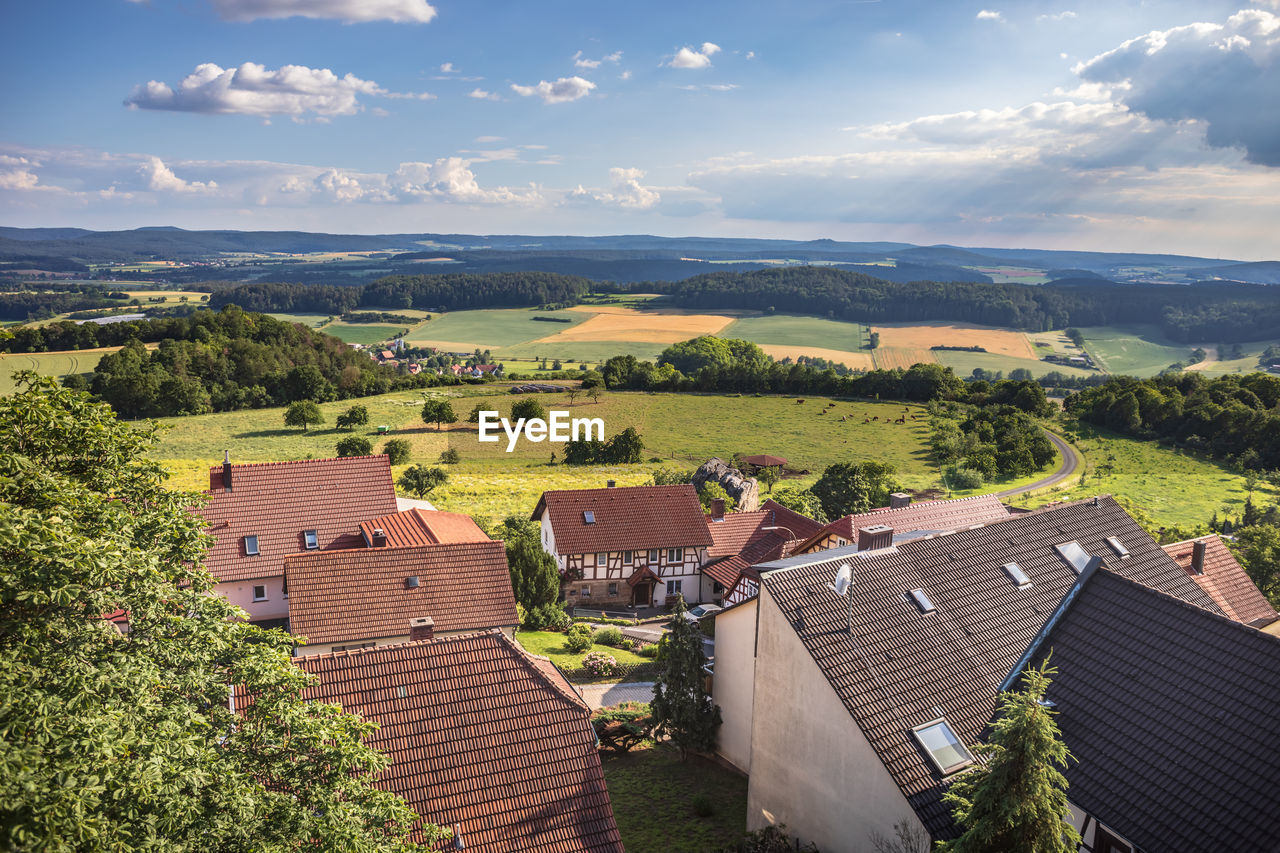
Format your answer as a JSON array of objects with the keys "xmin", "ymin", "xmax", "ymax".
[
  {"xmin": 810, "ymin": 461, "xmax": 899, "ymax": 519},
  {"xmin": 650, "ymin": 597, "xmax": 721, "ymax": 761},
  {"xmin": 940, "ymin": 657, "xmax": 1080, "ymax": 853},
  {"xmin": 1230, "ymin": 523, "xmax": 1280, "ymax": 606},
  {"xmin": 493, "ymin": 517, "xmax": 561, "ymax": 623},
  {"xmin": 420, "ymin": 399, "xmax": 457, "ymax": 431},
  {"xmin": 0, "ymin": 374, "xmax": 441, "ymax": 852},
  {"xmin": 284, "ymin": 399, "xmax": 324, "ymax": 433},
  {"xmin": 397, "ymin": 464, "xmax": 448, "ymax": 499}
]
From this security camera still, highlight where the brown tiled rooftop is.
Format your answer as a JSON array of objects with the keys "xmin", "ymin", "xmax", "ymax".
[
  {"xmin": 795, "ymin": 493, "xmax": 1011, "ymax": 553},
  {"xmin": 759, "ymin": 496, "xmax": 1223, "ymax": 837},
  {"xmin": 361, "ymin": 507, "xmax": 491, "ymax": 548},
  {"xmin": 1043, "ymin": 568, "xmax": 1280, "ymax": 852},
  {"xmin": 285, "ymin": 540, "xmax": 519, "ymax": 646},
  {"xmin": 1163, "ymin": 535, "xmax": 1278, "ymax": 628},
  {"xmin": 283, "ymin": 633, "xmax": 623, "ymax": 852},
  {"xmin": 533, "ymin": 484, "xmax": 713, "ymax": 555},
  {"xmin": 703, "ymin": 500, "xmax": 822, "ymax": 593},
  {"xmin": 200, "ymin": 455, "xmax": 398, "ymax": 584}
]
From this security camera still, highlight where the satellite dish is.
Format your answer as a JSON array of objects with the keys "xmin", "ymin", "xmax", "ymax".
[{"xmin": 827, "ymin": 563, "xmax": 853, "ymax": 596}]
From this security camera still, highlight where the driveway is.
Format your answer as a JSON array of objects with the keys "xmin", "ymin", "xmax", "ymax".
[
  {"xmin": 577, "ymin": 681, "xmax": 656, "ymax": 710},
  {"xmin": 995, "ymin": 429, "xmax": 1081, "ymax": 498}
]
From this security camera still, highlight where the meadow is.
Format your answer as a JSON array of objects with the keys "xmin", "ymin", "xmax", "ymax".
[
  {"xmin": 317, "ymin": 321, "xmax": 418, "ymax": 346},
  {"xmin": 1079, "ymin": 325, "xmax": 1200, "ymax": 376},
  {"xmin": 0, "ymin": 344, "xmax": 159, "ymax": 393}
]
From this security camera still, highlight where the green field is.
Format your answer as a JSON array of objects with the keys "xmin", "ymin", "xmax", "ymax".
[
  {"xmin": 935, "ymin": 350, "xmax": 1096, "ymax": 379},
  {"xmin": 403, "ymin": 308, "xmax": 587, "ymax": 350},
  {"xmin": 514, "ymin": 630, "xmax": 649, "ymax": 669},
  {"xmin": 1079, "ymin": 326, "xmax": 1200, "ymax": 376},
  {"xmin": 495, "ymin": 340, "xmax": 668, "ymax": 362},
  {"xmin": 1195, "ymin": 340, "xmax": 1280, "ymax": 377},
  {"xmin": 721, "ymin": 314, "xmax": 869, "ymax": 351},
  {"xmin": 266, "ymin": 312, "xmax": 330, "ymax": 327},
  {"xmin": 1007, "ymin": 424, "xmax": 1279, "ymax": 530},
  {"xmin": 0, "ymin": 349, "xmax": 108, "ymax": 393},
  {"xmin": 316, "ymin": 322, "xmax": 413, "ymax": 345}
]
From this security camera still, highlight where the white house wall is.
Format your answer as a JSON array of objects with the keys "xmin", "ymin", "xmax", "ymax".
[
  {"xmin": 217, "ymin": 577, "xmax": 288, "ymax": 623},
  {"xmin": 713, "ymin": 598, "xmax": 759, "ymax": 773},
  {"xmin": 561, "ymin": 546, "xmax": 709, "ymax": 606},
  {"xmin": 746, "ymin": 583, "xmax": 926, "ymax": 852}
]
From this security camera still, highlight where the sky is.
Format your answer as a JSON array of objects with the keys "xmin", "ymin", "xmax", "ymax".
[{"xmin": 2, "ymin": 0, "xmax": 1279, "ymax": 259}]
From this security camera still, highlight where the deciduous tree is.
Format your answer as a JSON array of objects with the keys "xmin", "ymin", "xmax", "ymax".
[
  {"xmin": 284, "ymin": 399, "xmax": 323, "ymax": 432},
  {"xmin": 420, "ymin": 398, "xmax": 457, "ymax": 431},
  {"xmin": 397, "ymin": 464, "xmax": 448, "ymax": 498}
]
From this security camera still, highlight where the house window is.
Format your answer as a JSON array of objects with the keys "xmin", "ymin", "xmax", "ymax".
[
  {"xmin": 623, "ymin": 550, "xmax": 633, "ymax": 564},
  {"xmin": 648, "ymin": 549, "xmax": 660, "ymax": 562},
  {"xmin": 608, "ymin": 583, "xmax": 618, "ymax": 596},
  {"xmin": 1094, "ymin": 826, "xmax": 1133, "ymax": 853},
  {"xmin": 907, "ymin": 588, "xmax": 936, "ymax": 613},
  {"xmin": 252, "ymin": 585, "xmax": 267, "ymax": 602},
  {"xmin": 596, "ymin": 552, "xmax": 608, "ymax": 565},
  {"xmin": 666, "ymin": 580, "xmax": 682, "ymax": 596},
  {"xmin": 1105, "ymin": 536, "xmax": 1130, "ymax": 558},
  {"xmin": 244, "ymin": 535, "xmax": 259, "ymax": 556},
  {"xmin": 667, "ymin": 547, "xmax": 684, "ymax": 563},
  {"xmin": 836, "ymin": 538, "xmax": 847, "ymax": 547},
  {"xmin": 1055, "ymin": 541, "xmax": 1092, "ymax": 573},
  {"xmin": 1002, "ymin": 562, "xmax": 1031, "ymax": 588},
  {"xmin": 303, "ymin": 529, "xmax": 318, "ymax": 550},
  {"xmin": 912, "ymin": 718, "xmax": 973, "ymax": 775},
  {"xmin": 581, "ymin": 586, "xmax": 591, "ymax": 597}
]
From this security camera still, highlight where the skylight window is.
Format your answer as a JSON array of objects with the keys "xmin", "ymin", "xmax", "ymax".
[
  {"xmin": 583, "ymin": 510, "xmax": 595, "ymax": 524},
  {"xmin": 244, "ymin": 535, "xmax": 259, "ymax": 556},
  {"xmin": 907, "ymin": 588, "xmax": 936, "ymax": 613},
  {"xmin": 912, "ymin": 718, "xmax": 974, "ymax": 775},
  {"xmin": 304, "ymin": 529, "xmax": 318, "ymax": 550},
  {"xmin": 1105, "ymin": 536, "xmax": 1130, "ymax": 558},
  {"xmin": 1055, "ymin": 541, "xmax": 1091, "ymax": 573},
  {"xmin": 1003, "ymin": 562, "xmax": 1031, "ymax": 587}
]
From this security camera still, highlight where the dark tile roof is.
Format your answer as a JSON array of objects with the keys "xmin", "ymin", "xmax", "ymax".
[
  {"xmin": 759, "ymin": 496, "xmax": 1223, "ymax": 837},
  {"xmin": 532, "ymin": 484, "xmax": 713, "ymax": 555},
  {"xmin": 200, "ymin": 455, "xmax": 398, "ymax": 584},
  {"xmin": 360, "ymin": 508, "xmax": 492, "ymax": 548},
  {"xmin": 1163, "ymin": 535, "xmax": 1278, "ymax": 628},
  {"xmin": 704, "ymin": 532, "xmax": 790, "ymax": 591},
  {"xmin": 759, "ymin": 498, "xmax": 828, "ymax": 542},
  {"xmin": 281, "ymin": 633, "xmax": 623, "ymax": 852},
  {"xmin": 285, "ymin": 541, "xmax": 519, "ymax": 646},
  {"xmin": 795, "ymin": 494, "xmax": 1011, "ymax": 553},
  {"xmin": 1042, "ymin": 568, "xmax": 1280, "ymax": 853}
]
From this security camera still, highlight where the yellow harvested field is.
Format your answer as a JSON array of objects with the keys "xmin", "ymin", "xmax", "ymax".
[
  {"xmin": 874, "ymin": 347, "xmax": 937, "ymax": 370},
  {"xmin": 534, "ymin": 307, "xmax": 734, "ymax": 344},
  {"xmin": 872, "ymin": 323, "xmax": 1038, "ymax": 360},
  {"xmin": 758, "ymin": 345, "xmax": 875, "ymax": 371}
]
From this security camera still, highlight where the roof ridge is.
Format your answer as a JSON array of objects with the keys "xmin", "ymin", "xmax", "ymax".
[
  {"xmin": 1091, "ymin": 566, "xmax": 1280, "ymax": 643},
  {"xmin": 208, "ymin": 454, "xmax": 390, "ymax": 472},
  {"xmin": 284, "ymin": 538, "xmax": 503, "ymax": 564},
  {"xmin": 307, "ymin": 629, "xmax": 506, "ymax": 662},
  {"xmin": 1162, "ymin": 534, "xmax": 1224, "ymax": 548},
  {"xmin": 500, "ymin": 632, "xmax": 589, "ymax": 709}
]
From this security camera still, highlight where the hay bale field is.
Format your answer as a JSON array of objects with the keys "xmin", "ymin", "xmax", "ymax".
[
  {"xmin": 757, "ymin": 345, "xmax": 875, "ymax": 370},
  {"xmin": 872, "ymin": 322, "xmax": 1038, "ymax": 360},
  {"xmin": 532, "ymin": 306, "xmax": 734, "ymax": 344},
  {"xmin": 873, "ymin": 347, "xmax": 937, "ymax": 370}
]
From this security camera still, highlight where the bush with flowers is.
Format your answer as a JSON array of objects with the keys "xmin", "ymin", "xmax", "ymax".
[{"xmin": 582, "ymin": 651, "xmax": 618, "ymax": 677}]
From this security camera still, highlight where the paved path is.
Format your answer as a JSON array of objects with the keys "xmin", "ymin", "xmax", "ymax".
[
  {"xmin": 577, "ymin": 681, "xmax": 656, "ymax": 710},
  {"xmin": 995, "ymin": 429, "xmax": 1081, "ymax": 499}
]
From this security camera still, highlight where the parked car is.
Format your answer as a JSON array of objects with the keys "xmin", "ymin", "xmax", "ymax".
[{"xmin": 683, "ymin": 604, "xmax": 723, "ymax": 621}]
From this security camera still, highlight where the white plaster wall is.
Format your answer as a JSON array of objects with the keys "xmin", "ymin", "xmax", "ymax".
[
  {"xmin": 712, "ymin": 598, "xmax": 758, "ymax": 773},
  {"xmin": 746, "ymin": 583, "xmax": 927, "ymax": 852},
  {"xmin": 217, "ymin": 576, "xmax": 288, "ymax": 622}
]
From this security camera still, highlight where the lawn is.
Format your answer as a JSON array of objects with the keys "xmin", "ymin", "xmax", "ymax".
[
  {"xmin": 316, "ymin": 322, "xmax": 413, "ymax": 345},
  {"xmin": 1079, "ymin": 325, "xmax": 1199, "ymax": 376},
  {"xmin": 0, "ymin": 347, "xmax": 131, "ymax": 393},
  {"xmin": 496, "ymin": 339, "xmax": 669, "ymax": 362},
  {"xmin": 266, "ymin": 312, "xmax": 331, "ymax": 327},
  {"xmin": 1005, "ymin": 423, "xmax": 1279, "ymax": 530},
  {"xmin": 515, "ymin": 630, "xmax": 650, "ymax": 669},
  {"xmin": 602, "ymin": 744, "xmax": 749, "ymax": 853},
  {"xmin": 403, "ymin": 308, "xmax": 588, "ymax": 350},
  {"xmin": 721, "ymin": 313, "xmax": 869, "ymax": 356}
]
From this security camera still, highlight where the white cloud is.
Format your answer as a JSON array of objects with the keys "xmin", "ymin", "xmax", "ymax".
[
  {"xmin": 0, "ymin": 169, "xmax": 42, "ymax": 191},
  {"xmin": 510, "ymin": 76, "xmax": 595, "ymax": 104},
  {"xmin": 976, "ymin": 10, "xmax": 1004, "ymax": 22},
  {"xmin": 467, "ymin": 88, "xmax": 500, "ymax": 101},
  {"xmin": 210, "ymin": 0, "xmax": 436, "ymax": 23},
  {"xmin": 314, "ymin": 168, "xmax": 370, "ymax": 202},
  {"xmin": 475, "ymin": 135, "xmax": 502, "ymax": 143},
  {"xmin": 619, "ymin": 70, "xmax": 633, "ymax": 81},
  {"xmin": 745, "ymin": 50, "xmax": 756, "ymax": 60},
  {"xmin": 439, "ymin": 62, "xmax": 455, "ymax": 73},
  {"xmin": 140, "ymin": 156, "xmax": 218, "ymax": 194},
  {"xmin": 670, "ymin": 42, "xmax": 721, "ymax": 69},
  {"xmin": 1037, "ymin": 11, "xmax": 1077, "ymax": 22},
  {"xmin": 574, "ymin": 49, "xmax": 622, "ymax": 69},
  {"xmin": 125, "ymin": 62, "xmax": 428, "ymax": 117},
  {"xmin": 390, "ymin": 158, "xmax": 539, "ymax": 204},
  {"xmin": 1076, "ymin": 9, "xmax": 1280, "ymax": 166},
  {"xmin": 568, "ymin": 167, "xmax": 660, "ymax": 209}
]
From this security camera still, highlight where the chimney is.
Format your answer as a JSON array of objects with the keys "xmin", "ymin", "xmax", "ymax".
[
  {"xmin": 710, "ymin": 498, "xmax": 726, "ymax": 520},
  {"xmin": 222, "ymin": 450, "xmax": 232, "ymax": 492},
  {"xmin": 409, "ymin": 616, "xmax": 435, "ymax": 642},
  {"xmin": 451, "ymin": 823, "xmax": 465, "ymax": 851},
  {"xmin": 606, "ymin": 480, "xmax": 616, "ymax": 488},
  {"xmin": 857, "ymin": 524, "xmax": 894, "ymax": 552},
  {"xmin": 889, "ymin": 492, "xmax": 912, "ymax": 509},
  {"xmin": 1191, "ymin": 540, "xmax": 1207, "ymax": 575},
  {"xmin": 371, "ymin": 528, "xmax": 388, "ymax": 548}
]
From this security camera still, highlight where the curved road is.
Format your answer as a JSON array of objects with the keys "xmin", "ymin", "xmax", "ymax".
[{"xmin": 995, "ymin": 430, "xmax": 1081, "ymax": 498}]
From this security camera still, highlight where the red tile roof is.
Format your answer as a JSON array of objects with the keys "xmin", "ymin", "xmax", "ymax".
[
  {"xmin": 706, "ymin": 510, "xmax": 773, "ymax": 558},
  {"xmin": 361, "ymin": 508, "xmax": 491, "ymax": 548},
  {"xmin": 532, "ymin": 484, "xmax": 713, "ymax": 555},
  {"xmin": 758, "ymin": 498, "xmax": 828, "ymax": 542},
  {"xmin": 1163, "ymin": 535, "xmax": 1278, "ymax": 627},
  {"xmin": 281, "ymin": 633, "xmax": 623, "ymax": 852},
  {"xmin": 702, "ymin": 501, "xmax": 821, "ymax": 592},
  {"xmin": 285, "ymin": 541, "xmax": 519, "ymax": 646},
  {"xmin": 795, "ymin": 493, "xmax": 1010, "ymax": 553},
  {"xmin": 200, "ymin": 455, "xmax": 399, "ymax": 584}
]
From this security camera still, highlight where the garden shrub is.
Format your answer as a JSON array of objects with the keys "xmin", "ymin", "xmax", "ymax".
[
  {"xmin": 946, "ymin": 465, "xmax": 984, "ymax": 490},
  {"xmin": 594, "ymin": 627, "xmax": 625, "ymax": 647},
  {"xmin": 637, "ymin": 643, "xmax": 658, "ymax": 659},
  {"xmin": 565, "ymin": 623, "xmax": 594, "ymax": 653},
  {"xmin": 581, "ymin": 651, "xmax": 617, "ymax": 677}
]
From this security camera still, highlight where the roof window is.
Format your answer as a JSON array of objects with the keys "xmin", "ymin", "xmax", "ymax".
[
  {"xmin": 304, "ymin": 529, "xmax": 319, "ymax": 550},
  {"xmin": 1003, "ymin": 562, "xmax": 1031, "ymax": 588},
  {"xmin": 912, "ymin": 718, "xmax": 974, "ymax": 775},
  {"xmin": 1105, "ymin": 536, "xmax": 1129, "ymax": 558},
  {"xmin": 244, "ymin": 535, "xmax": 259, "ymax": 556},
  {"xmin": 907, "ymin": 588, "xmax": 936, "ymax": 613},
  {"xmin": 1054, "ymin": 541, "xmax": 1091, "ymax": 573},
  {"xmin": 583, "ymin": 510, "xmax": 595, "ymax": 524}
]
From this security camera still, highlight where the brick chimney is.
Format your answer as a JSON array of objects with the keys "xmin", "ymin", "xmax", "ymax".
[
  {"xmin": 409, "ymin": 616, "xmax": 434, "ymax": 641},
  {"xmin": 370, "ymin": 528, "xmax": 388, "ymax": 548},
  {"xmin": 710, "ymin": 498, "xmax": 726, "ymax": 521},
  {"xmin": 857, "ymin": 524, "xmax": 894, "ymax": 551},
  {"xmin": 889, "ymin": 492, "xmax": 912, "ymax": 509},
  {"xmin": 222, "ymin": 450, "xmax": 233, "ymax": 492},
  {"xmin": 1191, "ymin": 540, "xmax": 1207, "ymax": 575}
]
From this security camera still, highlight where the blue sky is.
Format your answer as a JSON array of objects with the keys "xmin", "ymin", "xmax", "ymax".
[{"xmin": 2, "ymin": 0, "xmax": 1278, "ymax": 258}]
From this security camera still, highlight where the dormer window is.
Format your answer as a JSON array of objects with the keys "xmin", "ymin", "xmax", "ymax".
[
  {"xmin": 1055, "ymin": 541, "xmax": 1091, "ymax": 573},
  {"xmin": 912, "ymin": 718, "xmax": 974, "ymax": 775},
  {"xmin": 303, "ymin": 530, "xmax": 319, "ymax": 550},
  {"xmin": 244, "ymin": 535, "xmax": 259, "ymax": 556}
]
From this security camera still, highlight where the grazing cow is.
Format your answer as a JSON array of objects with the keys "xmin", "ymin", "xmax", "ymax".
[
  {"xmin": 872, "ymin": 416, "xmax": 878, "ymax": 421},
  {"xmin": 862, "ymin": 418, "xmax": 870, "ymax": 424},
  {"xmin": 796, "ymin": 399, "xmax": 805, "ymax": 404}
]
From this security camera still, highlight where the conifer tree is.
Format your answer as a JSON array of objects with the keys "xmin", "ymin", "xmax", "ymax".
[
  {"xmin": 940, "ymin": 656, "xmax": 1080, "ymax": 853},
  {"xmin": 650, "ymin": 597, "xmax": 721, "ymax": 760}
]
